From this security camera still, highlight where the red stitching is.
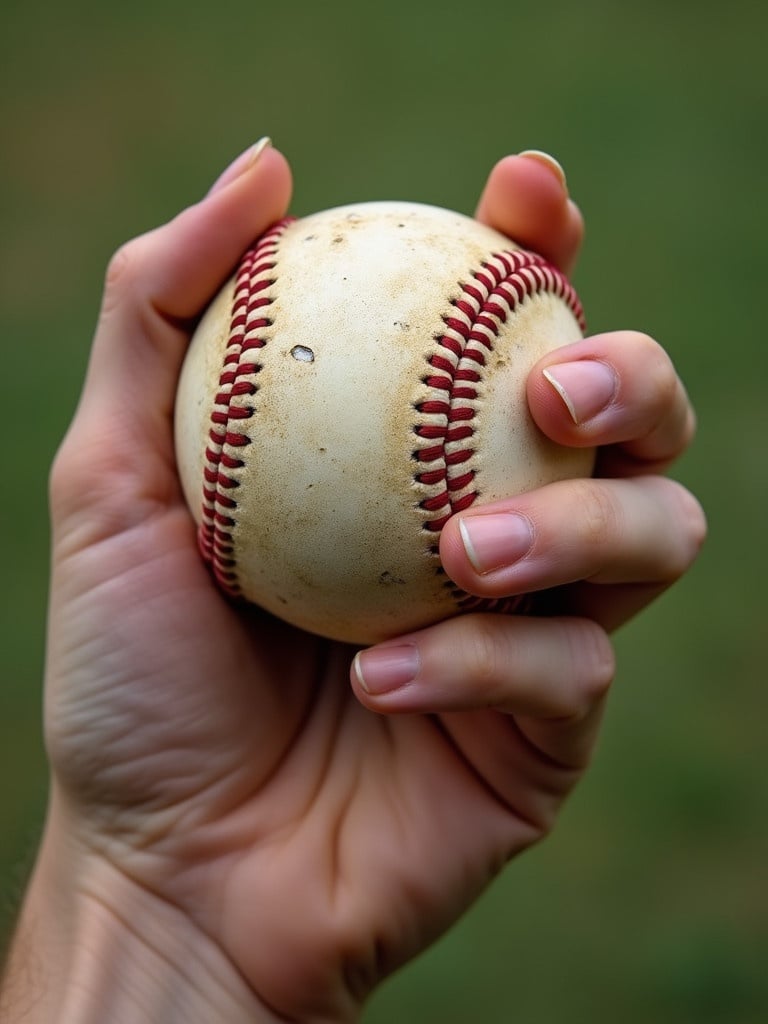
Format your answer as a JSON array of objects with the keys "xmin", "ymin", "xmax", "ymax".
[
  {"xmin": 198, "ymin": 217, "xmax": 294, "ymax": 593},
  {"xmin": 414, "ymin": 248, "xmax": 584, "ymax": 533},
  {"xmin": 412, "ymin": 247, "xmax": 583, "ymax": 619}
]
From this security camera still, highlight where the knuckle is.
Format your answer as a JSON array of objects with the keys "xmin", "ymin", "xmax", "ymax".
[
  {"xmin": 666, "ymin": 482, "xmax": 708, "ymax": 579},
  {"xmin": 573, "ymin": 479, "xmax": 621, "ymax": 548},
  {"xmin": 637, "ymin": 336, "xmax": 678, "ymax": 410},
  {"xmin": 637, "ymin": 342, "xmax": 694, "ymax": 452},
  {"xmin": 48, "ymin": 430, "xmax": 93, "ymax": 521},
  {"xmin": 573, "ymin": 619, "xmax": 616, "ymax": 703},
  {"xmin": 626, "ymin": 330, "xmax": 667, "ymax": 362},
  {"xmin": 48, "ymin": 424, "xmax": 123, "ymax": 526},
  {"xmin": 686, "ymin": 493, "xmax": 708, "ymax": 553},
  {"xmin": 104, "ymin": 241, "xmax": 133, "ymax": 291},
  {"xmin": 619, "ymin": 332, "xmax": 678, "ymax": 409},
  {"xmin": 622, "ymin": 334, "xmax": 698, "ymax": 465},
  {"xmin": 639, "ymin": 478, "xmax": 707, "ymax": 583},
  {"xmin": 101, "ymin": 238, "xmax": 145, "ymax": 315},
  {"xmin": 461, "ymin": 618, "xmax": 505, "ymax": 695},
  {"xmin": 48, "ymin": 438, "xmax": 72, "ymax": 513},
  {"xmin": 680, "ymin": 402, "xmax": 698, "ymax": 450}
]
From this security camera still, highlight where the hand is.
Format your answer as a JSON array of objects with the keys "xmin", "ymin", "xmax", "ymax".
[{"xmin": 2, "ymin": 144, "xmax": 704, "ymax": 1024}]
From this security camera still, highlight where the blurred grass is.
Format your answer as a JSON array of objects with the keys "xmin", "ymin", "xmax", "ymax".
[{"xmin": 1, "ymin": 0, "xmax": 766, "ymax": 1019}]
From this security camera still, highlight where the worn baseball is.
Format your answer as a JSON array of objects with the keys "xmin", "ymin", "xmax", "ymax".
[{"xmin": 174, "ymin": 201, "xmax": 593, "ymax": 644}]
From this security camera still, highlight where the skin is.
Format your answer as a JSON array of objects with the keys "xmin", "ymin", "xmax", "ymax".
[{"xmin": 0, "ymin": 145, "xmax": 705, "ymax": 1023}]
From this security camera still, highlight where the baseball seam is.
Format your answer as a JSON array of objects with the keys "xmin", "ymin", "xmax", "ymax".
[
  {"xmin": 412, "ymin": 248, "xmax": 585, "ymax": 612},
  {"xmin": 198, "ymin": 217, "xmax": 295, "ymax": 594}
]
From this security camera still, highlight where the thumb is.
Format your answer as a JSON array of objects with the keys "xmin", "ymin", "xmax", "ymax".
[{"xmin": 51, "ymin": 142, "xmax": 292, "ymax": 544}]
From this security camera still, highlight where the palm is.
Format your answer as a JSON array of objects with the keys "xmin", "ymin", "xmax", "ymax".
[{"xmin": 45, "ymin": 478, "xmax": 566, "ymax": 1010}]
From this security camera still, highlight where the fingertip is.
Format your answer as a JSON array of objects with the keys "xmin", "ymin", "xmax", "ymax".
[
  {"xmin": 569, "ymin": 617, "xmax": 616, "ymax": 704},
  {"xmin": 207, "ymin": 137, "xmax": 272, "ymax": 194},
  {"xmin": 206, "ymin": 138, "xmax": 293, "ymax": 205},
  {"xmin": 517, "ymin": 150, "xmax": 568, "ymax": 189},
  {"xmin": 475, "ymin": 153, "xmax": 583, "ymax": 272},
  {"xmin": 353, "ymin": 613, "xmax": 616, "ymax": 730},
  {"xmin": 528, "ymin": 330, "xmax": 698, "ymax": 469},
  {"xmin": 80, "ymin": 143, "xmax": 295, "ymax": 450},
  {"xmin": 133, "ymin": 144, "xmax": 293, "ymax": 323},
  {"xmin": 209, "ymin": 142, "xmax": 293, "ymax": 224}
]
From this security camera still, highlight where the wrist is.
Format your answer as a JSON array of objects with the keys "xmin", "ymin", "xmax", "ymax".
[{"xmin": 1, "ymin": 797, "xmax": 279, "ymax": 1024}]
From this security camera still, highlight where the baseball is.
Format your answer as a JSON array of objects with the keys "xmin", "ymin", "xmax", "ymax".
[{"xmin": 174, "ymin": 201, "xmax": 594, "ymax": 644}]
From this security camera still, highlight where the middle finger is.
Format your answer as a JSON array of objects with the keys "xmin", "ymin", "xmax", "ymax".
[{"xmin": 440, "ymin": 475, "xmax": 706, "ymax": 600}]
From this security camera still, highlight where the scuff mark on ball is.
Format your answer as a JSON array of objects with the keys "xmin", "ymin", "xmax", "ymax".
[{"xmin": 291, "ymin": 345, "xmax": 315, "ymax": 362}]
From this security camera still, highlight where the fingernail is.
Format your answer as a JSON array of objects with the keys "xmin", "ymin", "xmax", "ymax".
[
  {"xmin": 518, "ymin": 150, "xmax": 568, "ymax": 193},
  {"xmin": 208, "ymin": 137, "xmax": 272, "ymax": 194},
  {"xmin": 353, "ymin": 645, "xmax": 420, "ymax": 695},
  {"xmin": 543, "ymin": 360, "xmax": 618, "ymax": 425},
  {"xmin": 245, "ymin": 135, "xmax": 272, "ymax": 170},
  {"xmin": 459, "ymin": 513, "xmax": 534, "ymax": 575}
]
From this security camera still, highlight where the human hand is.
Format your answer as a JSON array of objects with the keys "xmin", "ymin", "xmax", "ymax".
[{"xmin": 2, "ymin": 143, "xmax": 704, "ymax": 1024}]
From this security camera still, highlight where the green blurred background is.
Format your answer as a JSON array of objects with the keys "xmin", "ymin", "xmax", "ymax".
[{"xmin": 1, "ymin": 0, "xmax": 766, "ymax": 1019}]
